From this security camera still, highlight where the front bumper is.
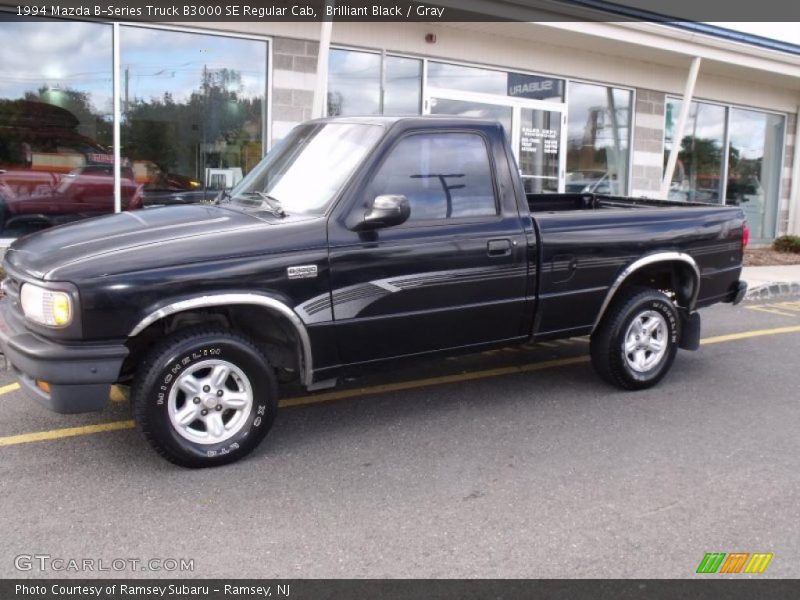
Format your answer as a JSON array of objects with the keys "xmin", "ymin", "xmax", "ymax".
[{"xmin": 0, "ymin": 300, "xmax": 128, "ymax": 413}]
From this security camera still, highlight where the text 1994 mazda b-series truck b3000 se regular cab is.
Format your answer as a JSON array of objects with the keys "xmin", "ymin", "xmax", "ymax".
[{"xmin": 0, "ymin": 117, "xmax": 749, "ymax": 467}]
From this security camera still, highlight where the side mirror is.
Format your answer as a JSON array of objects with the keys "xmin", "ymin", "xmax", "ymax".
[{"xmin": 358, "ymin": 194, "xmax": 410, "ymax": 230}]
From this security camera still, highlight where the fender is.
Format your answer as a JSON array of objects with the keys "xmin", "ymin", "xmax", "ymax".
[
  {"xmin": 591, "ymin": 251, "xmax": 700, "ymax": 333},
  {"xmin": 128, "ymin": 293, "xmax": 313, "ymax": 386}
]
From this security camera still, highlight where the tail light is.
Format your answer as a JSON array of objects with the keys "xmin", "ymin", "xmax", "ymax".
[{"xmin": 742, "ymin": 222, "xmax": 750, "ymax": 249}]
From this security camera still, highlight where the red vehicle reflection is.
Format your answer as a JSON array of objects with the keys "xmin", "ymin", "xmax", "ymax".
[{"xmin": 0, "ymin": 100, "xmax": 142, "ymax": 235}]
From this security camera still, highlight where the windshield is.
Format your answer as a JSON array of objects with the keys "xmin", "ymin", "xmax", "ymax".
[{"xmin": 227, "ymin": 122, "xmax": 384, "ymax": 215}]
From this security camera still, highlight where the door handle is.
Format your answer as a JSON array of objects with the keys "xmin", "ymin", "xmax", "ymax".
[{"xmin": 487, "ymin": 239, "xmax": 512, "ymax": 257}]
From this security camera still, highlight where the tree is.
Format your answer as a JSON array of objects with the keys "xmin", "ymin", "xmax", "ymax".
[
  {"xmin": 24, "ymin": 87, "xmax": 112, "ymax": 147},
  {"xmin": 120, "ymin": 67, "xmax": 263, "ymax": 186}
]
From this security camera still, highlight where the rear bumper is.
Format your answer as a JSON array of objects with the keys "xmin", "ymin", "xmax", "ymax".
[
  {"xmin": 0, "ymin": 300, "xmax": 128, "ymax": 413},
  {"xmin": 729, "ymin": 280, "xmax": 748, "ymax": 305}
]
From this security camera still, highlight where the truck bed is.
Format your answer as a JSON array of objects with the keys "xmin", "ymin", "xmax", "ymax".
[
  {"xmin": 527, "ymin": 192, "xmax": 716, "ymax": 213},
  {"xmin": 526, "ymin": 193, "xmax": 745, "ymax": 340}
]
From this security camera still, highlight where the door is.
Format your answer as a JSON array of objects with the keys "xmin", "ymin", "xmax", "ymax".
[
  {"xmin": 326, "ymin": 127, "xmax": 529, "ymax": 366},
  {"xmin": 426, "ymin": 88, "xmax": 567, "ymax": 193}
]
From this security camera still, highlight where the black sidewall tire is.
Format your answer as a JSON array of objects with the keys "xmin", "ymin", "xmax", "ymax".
[
  {"xmin": 615, "ymin": 296, "xmax": 678, "ymax": 387},
  {"xmin": 134, "ymin": 330, "xmax": 277, "ymax": 468},
  {"xmin": 591, "ymin": 288, "xmax": 679, "ymax": 390}
]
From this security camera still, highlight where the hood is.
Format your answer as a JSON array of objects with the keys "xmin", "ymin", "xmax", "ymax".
[{"xmin": 4, "ymin": 204, "xmax": 324, "ymax": 281}]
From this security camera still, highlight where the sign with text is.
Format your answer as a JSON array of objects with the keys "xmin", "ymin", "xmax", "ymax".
[
  {"xmin": 507, "ymin": 73, "xmax": 564, "ymax": 101},
  {"xmin": 520, "ymin": 126, "xmax": 559, "ymax": 155}
]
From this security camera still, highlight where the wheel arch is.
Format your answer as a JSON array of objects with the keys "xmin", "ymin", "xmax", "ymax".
[
  {"xmin": 591, "ymin": 252, "xmax": 700, "ymax": 333},
  {"xmin": 127, "ymin": 293, "xmax": 313, "ymax": 386}
]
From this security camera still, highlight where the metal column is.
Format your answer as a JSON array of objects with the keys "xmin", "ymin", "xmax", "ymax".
[{"xmin": 661, "ymin": 57, "xmax": 702, "ymax": 200}]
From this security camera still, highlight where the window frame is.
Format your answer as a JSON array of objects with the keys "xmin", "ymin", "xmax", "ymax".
[
  {"xmin": 663, "ymin": 96, "xmax": 728, "ymax": 204},
  {"xmin": 361, "ymin": 128, "xmax": 504, "ymax": 229},
  {"xmin": 0, "ymin": 11, "xmax": 273, "ymax": 223},
  {"xmin": 565, "ymin": 80, "xmax": 634, "ymax": 197},
  {"xmin": 663, "ymin": 95, "xmax": 788, "ymax": 239},
  {"xmin": 327, "ymin": 45, "xmax": 424, "ymax": 117}
]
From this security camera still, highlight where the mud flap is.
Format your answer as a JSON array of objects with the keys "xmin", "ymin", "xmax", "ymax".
[{"xmin": 679, "ymin": 311, "xmax": 701, "ymax": 351}]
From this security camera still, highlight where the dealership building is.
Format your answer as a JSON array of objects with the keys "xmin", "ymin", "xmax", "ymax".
[{"xmin": 1, "ymin": 2, "xmax": 799, "ymax": 245}]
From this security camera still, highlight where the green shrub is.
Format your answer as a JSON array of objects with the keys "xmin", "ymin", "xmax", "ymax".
[{"xmin": 773, "ymin": 235, "xmax": 800, "ymax": 254}]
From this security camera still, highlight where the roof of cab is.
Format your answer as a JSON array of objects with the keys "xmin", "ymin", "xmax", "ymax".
[{"xmin": 307, "ymin": 115, "xmax": 503, "ymax": 128}]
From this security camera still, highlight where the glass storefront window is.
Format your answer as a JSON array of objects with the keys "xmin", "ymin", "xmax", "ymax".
[
  {"xmin": 727, "ymin": 108, "xmax": 785, "ymax": 241},
  {"xmin": 663, "ymin": 98, "xmax": 785, "ymax": 240},
  {"xmin": 384, "ymin": 56, "xmax": 422, "ymax": 115},
  {"xmin": 327, "ymin": 49, "xmax": 381, "ymax": 116},
  {"xmin": 519, "ymin": 108, "xmax": 562, "ymax": 193},
  {"xmin": 0, "ymin": 19, "xmax": 269, "ymax": 240},
  {"xmin": 0, "ymin": 20, "xmax": 116, "ymax": 238},
  {"xmin": 327, "ymin": 49, "xmax": 422, "ymax": 116},
  {"xmin": 429, "ymin": 98, "xmax": 512, "ymax": 134},
  {"xmin": 664, "ymin": 99, "xmax": 726, "ymax": 203},
  {"xmin": 566, "ymin": 82, "xmax": 631, "ymax": 195},
  {"xmin": 120, "ymin": 26, "xmax": 267, "ymax": 207},
  {"xmin": 428, "ymin": 62, "xmax": 506, "ymax": 96},
  {"xmin": 428, "ymin": 62, "xmax": 564, "ymax": 102}
]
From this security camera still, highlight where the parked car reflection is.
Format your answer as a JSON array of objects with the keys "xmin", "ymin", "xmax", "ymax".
[
  {"xmin": 0, "ymin": 100, "xmax": 144, "ymax": 235},
  {"xmin": 565, "ymin": 170, "xmax": 620, "ymax": 194},
  {"xmin": 0, "ymin": 164, "xmax": 142, "ymax": 236}
]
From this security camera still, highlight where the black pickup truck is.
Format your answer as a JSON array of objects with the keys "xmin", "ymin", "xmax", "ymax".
[{"xmin": 0, "ymin": 116, "xmax": 748, "ymax": 467}]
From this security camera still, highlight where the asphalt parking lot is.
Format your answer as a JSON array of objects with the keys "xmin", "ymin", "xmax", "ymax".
[{"xmin": 1, "ymin": 297, "xmax": 800, "ymax": 579}]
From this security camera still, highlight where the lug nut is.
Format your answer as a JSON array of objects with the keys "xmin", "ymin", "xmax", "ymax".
[
  {"xmin": 216, "ymin": 389, "xmax": 224, "ymax": 397},
  {"xmin": 215, "ymin": 405, "xmax": 222, "ymax": 411},
  {"xmin": 201, "ymin": 409, "xmax": 208, "ymax": 416},
  {"xmin": 193, "ymin": 397, "xmax": 201, "ymax": 404},
  {"xmin": 203, "ymin": 385, "xmax": 211, "ymax": 392}
]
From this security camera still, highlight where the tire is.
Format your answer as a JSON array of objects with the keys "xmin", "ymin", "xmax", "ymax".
[
  {"xmin": 590, "ymin": 287, "xmax": 679, "ymax": 390},
  {"xmin": 131, "ymin": 327, "xmax": 278, "ymax": 468}
]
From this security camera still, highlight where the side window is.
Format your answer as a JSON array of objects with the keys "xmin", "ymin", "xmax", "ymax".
[{"xmin": 370, "ymin": 132, "xmax": 498, "ymax": 221}]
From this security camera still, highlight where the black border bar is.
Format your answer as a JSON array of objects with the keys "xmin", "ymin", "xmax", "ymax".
[
  {"xmin": 3, "ymin": 579, "xmax": 800, "ymax": 600},
  {"xmin": 5, "ymin": 0, "xmax": 800, "ymax": 22}
]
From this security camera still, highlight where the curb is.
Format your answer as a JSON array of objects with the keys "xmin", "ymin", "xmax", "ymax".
[{"xmin": 745, "ymin": 281, "xmax": 800, "ymax": 301}]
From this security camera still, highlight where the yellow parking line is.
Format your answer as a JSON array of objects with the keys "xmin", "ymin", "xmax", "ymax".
[
  {"xmin": 0, "ymin": 420, "xmax": 135, "ymax": 447},
  {"xmin": 746, "ymin": 305, "xmax": 797, "ymax": 317},
  {"xmin": 700, "ymin": 324, "xmax": 800, "ymax": 345},
  {"xmin": 0, "ymin": 383, "xmax": 20, "ymax": 396},
  {"xmin": 774, "ymin": 302, "xmax": 800, "ymax": 313},
  {"xmin": 2, "ymin": 323, "xmax": 800, "ymax": 449}
]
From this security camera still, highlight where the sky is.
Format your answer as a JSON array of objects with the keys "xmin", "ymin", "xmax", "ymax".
[
  {"xmin": 2, "ymin": 21, "xmax": 797, "ymax": 122},
  {"xmin": 0, "ymin": 22, "xmax": 267, "ymax": 116},
  {"xmin": 709, "ymin": 22, "xmax": 800, "ymax": 46}
]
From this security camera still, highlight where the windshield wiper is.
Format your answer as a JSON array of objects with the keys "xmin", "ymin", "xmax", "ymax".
[
  {"xmin": 255, "ymin": 192, "xmax": 286, "ymax": 217},
  {"xmin": 235, "ymin": 191, "xmax": 286, "ymax": 217}
]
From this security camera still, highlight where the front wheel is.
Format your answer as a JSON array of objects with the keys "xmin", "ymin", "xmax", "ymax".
[
  {"xmin": 590, "ymin": 287, "xmax": 679, "ymax": 390},
  {"xmin": 131, "ymin": 327, "xmax": 277, "ymax": 468}
]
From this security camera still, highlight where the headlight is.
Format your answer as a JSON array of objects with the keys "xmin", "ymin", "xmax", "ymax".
[{"xmin": 20, "ymin": 283, "xmax": 73, "ymax": 327}]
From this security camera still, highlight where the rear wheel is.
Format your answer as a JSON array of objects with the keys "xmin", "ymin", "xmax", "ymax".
[
  {"xmin": 131, "ymin": 327, "xmax": 277, "ymax": 468},
  {"xmin": 590, "ymin": 287, "xmax": 679, "ymax": 390}
]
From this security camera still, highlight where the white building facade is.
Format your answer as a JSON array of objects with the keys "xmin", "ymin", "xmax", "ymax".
[{"xmin": 1, "ymin": 7, "xmax": 798, "ymax": 243}]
